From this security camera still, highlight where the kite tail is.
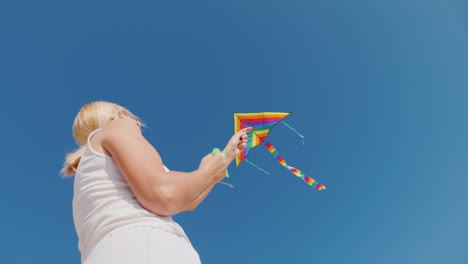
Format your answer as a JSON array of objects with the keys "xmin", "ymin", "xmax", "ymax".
[
  {"xmin": 281, "ymin": 121, "xmax": 305, "ymax": 145},
  {"xmin": 263, "ymin": 141, "xmax": 326, "ymax": 190}
]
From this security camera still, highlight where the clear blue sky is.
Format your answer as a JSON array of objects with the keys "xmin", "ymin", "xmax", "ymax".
[{"xmin": 1, "ymin": 0, "xmax": 467, "ymax": 263}]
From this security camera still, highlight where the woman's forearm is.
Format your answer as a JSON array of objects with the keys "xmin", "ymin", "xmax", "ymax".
[{"xmin": 182, "ymin": 183, "xmax": 215, "ymax": 212}]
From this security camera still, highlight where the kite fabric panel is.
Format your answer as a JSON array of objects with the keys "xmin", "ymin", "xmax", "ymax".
[{"xmin": 233, "ymin": 112, "xmax": 326, "ymax": 191}]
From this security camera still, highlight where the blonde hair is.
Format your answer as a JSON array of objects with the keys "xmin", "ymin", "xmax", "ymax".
[{"xmin": 61, "ymin": 101, "xmax": 142, "ymax": 176}]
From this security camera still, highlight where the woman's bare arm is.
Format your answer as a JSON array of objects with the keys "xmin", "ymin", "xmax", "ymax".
[{"xmin": 99, "ymin": 118, "xmax": 249, "ymax": 216}]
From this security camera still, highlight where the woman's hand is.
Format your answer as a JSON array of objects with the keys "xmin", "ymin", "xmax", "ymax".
[
  {"xmin": 198, "ymin": 152, "xmax": 229, "ymax": 183},
  {"xmin": 197, "ymin": 127, "xmax": 252, "ymax": 183},
  {"xmin": 223, "ymin": 127, "xmax": 252, "ymax": 162}
]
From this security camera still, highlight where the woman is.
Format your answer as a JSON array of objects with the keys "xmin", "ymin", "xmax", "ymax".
[{"xmin": 62, "ymin": 101, "xmax": 251, "ymax": 264}]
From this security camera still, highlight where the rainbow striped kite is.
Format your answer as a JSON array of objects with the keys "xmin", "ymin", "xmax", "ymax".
[{"xmin": 234, "ymin": 112, "xmax": 326, "ymax": 190}]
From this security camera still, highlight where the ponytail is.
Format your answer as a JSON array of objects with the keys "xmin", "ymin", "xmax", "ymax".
[{"xmin": 61, "ymin": 146, "xmax": 86, "ymax": 177}]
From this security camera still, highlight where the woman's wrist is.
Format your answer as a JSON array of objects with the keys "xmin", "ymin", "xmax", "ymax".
[
  {"xmin": 221, "ymin": 148, "xmax": 236, "ymax": 164},
  {"xmin": 195, "ymin": 168, "xmax": 219, "ymax": 185}
]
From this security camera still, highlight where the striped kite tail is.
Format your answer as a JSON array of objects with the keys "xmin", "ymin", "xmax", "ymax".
[{"xmin": 263, "ymin": 141, "xmax": 326, "ymax": 190}]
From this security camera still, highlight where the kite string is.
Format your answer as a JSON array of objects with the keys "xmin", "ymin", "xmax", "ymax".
[
  {"xmin": 211, "ymin": 148, "xmax": 234, "ymax": 188},
  {"xmin": 211, "ymin": 147, "xmax": 229, "ymax": 178},
  {"xmin": 281, "ymin": 121, "xmax": 305, "ymax": 145},
  {"xmin": 219, "ymin": 181, "xmax": 234, "ymax": 188}
]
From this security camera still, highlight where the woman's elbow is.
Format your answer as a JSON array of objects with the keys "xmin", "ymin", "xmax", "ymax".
[
  {"xmin": 140, "ymin": 188, "xmax": 181, "ymax": 217},
  {"xmin": 153, "ymin": 205, "xmax": 177, "ymax": 217},
  {"xmin": 139, "ymin": 197, "xmax": 176, "ymax": 217}
]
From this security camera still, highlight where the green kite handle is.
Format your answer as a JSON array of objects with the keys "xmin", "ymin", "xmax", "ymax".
[{"xmin": 211, "ymin": 148, "xmax": 229, "ymax": 178}]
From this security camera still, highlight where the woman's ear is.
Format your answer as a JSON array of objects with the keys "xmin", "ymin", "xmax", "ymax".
[{"xmin": 118, "ymin": 109, "xmax": 129, "ymax": 118}]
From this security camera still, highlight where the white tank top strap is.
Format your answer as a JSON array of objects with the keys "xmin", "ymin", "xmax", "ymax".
[
  {"xmin": 86, "ymin": 128, "xmax": 110, "ymax": 158},
  {"xmin": 87, "ymin": 128, "xmax": 102, "ymax": 145}
]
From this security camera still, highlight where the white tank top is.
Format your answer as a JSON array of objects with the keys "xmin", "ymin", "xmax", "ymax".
[{"xmin": 73, "ymin": 129, "xmax": 189, "ymax": 262}]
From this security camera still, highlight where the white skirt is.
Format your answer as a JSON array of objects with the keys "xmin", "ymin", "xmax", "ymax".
[{"xmin": 83, "ymin": 226, "xmax": 201, "ymax": 264}]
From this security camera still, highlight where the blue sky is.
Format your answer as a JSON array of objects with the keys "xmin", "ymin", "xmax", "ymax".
[{"xmin": 1, "ymin": 0, "xmax": 468, "ymax": 263}]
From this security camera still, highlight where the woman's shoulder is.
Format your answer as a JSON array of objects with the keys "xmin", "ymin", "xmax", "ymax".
[
  {"xmin": 90, "ymin": 119, "xmax": 142, "ymax": 156},
  {"xmin": 102, "ymin": 118, "xmax": 142, "ymax": 138}
]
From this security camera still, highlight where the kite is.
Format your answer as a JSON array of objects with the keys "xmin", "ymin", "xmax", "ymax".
[{"xmin": 234, "ymin": 112, "xmax": 326, "ymax": 190}]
